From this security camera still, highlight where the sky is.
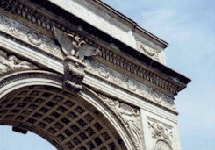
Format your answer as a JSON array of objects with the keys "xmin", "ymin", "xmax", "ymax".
[
  {"xmin": 102, "ymin": 0, "xmax": 215, "ymax": 149},
  {"xmin": 0, "ymin": 0, "xmax": 215, "ymax": 150}
]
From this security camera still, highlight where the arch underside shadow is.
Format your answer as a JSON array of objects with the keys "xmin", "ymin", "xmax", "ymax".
[{"xmin": 0, "ymin": 71, "xmax": 130, "ymax": 150}]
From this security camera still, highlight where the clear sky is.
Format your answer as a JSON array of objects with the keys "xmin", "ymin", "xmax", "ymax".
[
  {"xmin": 0, "ymin": 0, "xmax": 215, "ymax": 150},
  {"xmin": 102, "ymin": 0, "xmax": 215, "ymax": 149}
]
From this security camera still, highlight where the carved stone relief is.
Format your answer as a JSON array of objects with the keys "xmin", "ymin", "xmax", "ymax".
[
  {"xmin": 118, "ymin": 103, "xmax": 141, "ymax": 149},
  {"xmin": 148, "ymin": 120, "xmax": 174, "ymax": 146},
  {"xmin": 137, "ymin": 40, "xmax": 161, "ymax": 62},
  {"xmin": 0, "ymin": 13, "xmax": 183, "ymax": 97},
  {"xmin": 85, "ymin": 59, "xmax": 176, "ymax": 111},
  {"xmin": 154, "ymin": 140, "xmax": 172, "ymax": 150},
  {"xmin": 0, "ymin": 50, "xmax": 37, "ymax": 75},
  {"xmin": 53, "ymin": 27, "xmax": 100, "ymax": 91},
  {"xmin": 0, "ymin": 13, "xmax": 176, "ymax": 110},
  {"xmin": 97, "ymin": 93, "xmax": 141, "ymax": 149},
  {"xmin": 53, "ymin": 26, "xmax": 100, "ymax": 61}
]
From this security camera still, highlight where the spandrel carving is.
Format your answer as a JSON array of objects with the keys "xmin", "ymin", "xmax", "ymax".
[
  {"xmin": 97, "ymin": 93, "xmax": 141, "ymax": 150},
  {"xmin": 126, "ymin": 80, "xmax": 137, "ymax": 91},
  {"xmin": 27, "ymin": 32, "xmax": 42, "ymax": 46},
  {"xmin": 97, "ymin": 67, "xmax": 110, "ymax": 78},
  {"xmin": 0, "ymin": 50, "xmax": 37, "ymax": 75},
  {"xmin": 117, "ymin": 103, "xmax": 141, "ymax": 149}
]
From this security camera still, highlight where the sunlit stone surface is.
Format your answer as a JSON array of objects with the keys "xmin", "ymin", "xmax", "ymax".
[{"xmin": 0, "ymin": 0, "xmax": 190, "ymax": 150}]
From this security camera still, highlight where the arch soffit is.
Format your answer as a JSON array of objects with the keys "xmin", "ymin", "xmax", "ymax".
[{"xmin": 0, "ymin": 70, "xmax": 134, "ymax": 150}]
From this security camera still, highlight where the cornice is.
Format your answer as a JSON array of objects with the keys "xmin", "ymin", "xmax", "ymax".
[{"xmin": 0, "ymin": 0, "xmax": 190, "ymax": 97}]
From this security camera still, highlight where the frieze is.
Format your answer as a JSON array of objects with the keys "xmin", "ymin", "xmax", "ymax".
[
  {"xmin": 97, "ymin": 93, "xmax": 141, "ymax": 149},
  {"xmin": 0, "ymin": 13, "xmax": 63, "ymax": 59},
  {"xmin": 96, "ymin": 48, "xmax": 183, "ymax": 96},
  {"xmin": 85, "ymin": 59, "xmax": 176, "ymax": 111},
  {"xmin": 0, "ymin": 0, "xmax": 186, "ymax": 97}
]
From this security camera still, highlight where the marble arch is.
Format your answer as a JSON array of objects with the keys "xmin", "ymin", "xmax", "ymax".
[
  {"xmin": 0, "ymin": 0, "xmax": 190, "ymax": 150},
  {"xmin": 0, "ymin": 71, "xmax": 134, "ymax": 150}
]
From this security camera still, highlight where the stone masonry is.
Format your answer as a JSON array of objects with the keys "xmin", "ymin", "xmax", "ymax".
[{"xmin": 0, "ymin": 0, "xmax": 190, "ymax": 150}]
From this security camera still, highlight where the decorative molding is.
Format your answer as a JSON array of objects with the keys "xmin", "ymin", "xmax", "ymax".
[
  {"xmin": 95, "ymin": 48, "xmax": 184, "ymax": 96},
  {"xmin": 0, "ymin": 13, "xmax": 63, "ymax": 59},
  {"xmin": 97, "ymin": 93, "xmax": 141, "ymax": 150},
  {"xmin": 0, "ymin": 49, "xmax": 37, "ymax": 75},
  {"xmin": 0, "ymin": 1, "xmax": 186, "ymax": 97},
  {"xmin": 85, "ymin": 60, "xmax": 176, "ymax": 111},
  {"xmin": 148, "ymin": 120, "xmax": 173, "ymax": 145}
]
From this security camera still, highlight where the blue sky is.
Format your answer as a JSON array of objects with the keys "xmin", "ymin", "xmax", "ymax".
[
  {"xmin": 102, "ymin": 0, "xmax": 215, "ymax": 149},
  {"xmin": 0, "ymin": 0, "xmax": 215, "ymax": 150}
]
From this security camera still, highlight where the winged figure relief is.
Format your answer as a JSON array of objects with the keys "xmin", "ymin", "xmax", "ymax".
[{"xmin": 53, "ymin": 27, "xmax": 100, "ymax": 61}]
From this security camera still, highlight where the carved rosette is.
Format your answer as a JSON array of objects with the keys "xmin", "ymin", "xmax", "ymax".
[
  {"xmin": 148, "ymin": 120, "xmax": 173, "ymax": 146},
  {"xmin": 0, "ymin": 50, "xmax": 37, "ymax": 75},
  {"xmin": 155, "ymin": 140, "xmax": 172, "ymax": 150}
]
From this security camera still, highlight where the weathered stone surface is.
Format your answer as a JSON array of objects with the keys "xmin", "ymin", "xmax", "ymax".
[{"xmin": 0, "ymin": 0, "xmax": 190, "ymax": 150}]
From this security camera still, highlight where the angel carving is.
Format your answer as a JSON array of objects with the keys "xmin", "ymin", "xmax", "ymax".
[{"xmin": 53, "ymin": 27, "xmax": 100, "ymax": 61}]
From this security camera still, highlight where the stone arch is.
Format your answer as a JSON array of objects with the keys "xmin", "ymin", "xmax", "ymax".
[{"xmin": 0, "ymin": 70, "xmax": 132, "ymax": 150}]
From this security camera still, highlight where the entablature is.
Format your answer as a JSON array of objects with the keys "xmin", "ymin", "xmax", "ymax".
[{"xmin": 0, "ymin": 0, "xmax": 190, "ymax": 114}]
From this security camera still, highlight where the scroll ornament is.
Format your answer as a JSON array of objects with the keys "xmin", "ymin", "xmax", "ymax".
[{"xmin": 0, "ymin": 50, "xmax": 37, "ymax": 75}]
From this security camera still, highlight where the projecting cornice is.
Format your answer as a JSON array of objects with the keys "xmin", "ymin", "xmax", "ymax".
[{"xmin": 0, "ymin": 0, "xmax": 190, "ymax": 97}]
